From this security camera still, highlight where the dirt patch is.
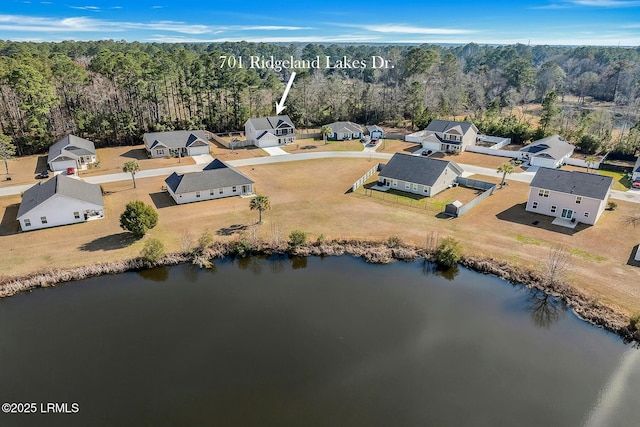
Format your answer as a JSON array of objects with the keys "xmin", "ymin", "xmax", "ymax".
[
  {"xmin": 434, "ymin": 151, "xmax": 526, "ymax": 171},
  {"xmin": 282, "ymin": 138, "xmax": 364, "ymax": 153},
  {"xmin": 375, "ymin": 140, "xmax": 422, "ymax": 154}
]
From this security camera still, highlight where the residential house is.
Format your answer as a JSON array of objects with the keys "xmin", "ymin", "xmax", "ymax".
[
  {"xmin": 519, "ymin": 135, "xmax": 575, "ymax": 169},
  {"xmin": 366, "ymin": 125, "xmax": 384, "ymax": 140},
  {"xmin": 17, "ymin": 174, "xmax": 104, "ymax": 231},
  {"xmin": 165, "ymin": 159, "xmax": 254, "ymax": 205},
  {"xmin": 526, "ymin": 167, "xmax": 613, "ymax": 225},
  {"xmin": 143, "ymin": 130, "xmax": 211, "ymax": 159},
  {"xmin": 632, "ymin": 156, "xmax": 640, "ymax": 182},
  {"xmin": 244, "ymin": 115, "xmax": 295, "ymax": 148},
  {"xmin": 405, "ymin": 120, "xmax": 479, "ymax": 153},
  {"xmin": 377, "ymin": 153, "xmax": 463, "ymax": 197},
  {"xmin": 327, "ymin": 121, "xmax": 363, "ymax": 140},
  {"xmin": 47, "ymin": 135, "xmax": 97, "ymax": 172}
]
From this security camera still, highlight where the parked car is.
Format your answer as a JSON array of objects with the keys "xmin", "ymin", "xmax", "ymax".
[
  {"xmin": 66, "ymin": 167, "xmax": 75, "ymax": 175},
  {"xmin": 36, "ymin": 170, "xmax": 49, "ymax": 179},
  {"xmin": 632, "ymin": 180, "xmax": 640, "ymax": 189}
]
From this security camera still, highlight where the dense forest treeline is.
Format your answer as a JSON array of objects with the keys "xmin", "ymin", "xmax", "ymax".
[{"xmin": 0, "ymin": 40, "xmax": 639, "ymax": 157}]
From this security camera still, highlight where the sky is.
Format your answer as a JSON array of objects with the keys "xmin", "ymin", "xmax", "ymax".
[{"xmin": 1, "ymin": 0, "xmax": 640, "ymax": 46}]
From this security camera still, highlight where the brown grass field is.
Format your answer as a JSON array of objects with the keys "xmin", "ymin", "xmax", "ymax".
[
  {"xmin": 282, "ymin": 137, "xmax": 365, "ymax": 153},
  {"xmin": 1, "ymin": 158, "xmax": 639, "ymax": 317}
]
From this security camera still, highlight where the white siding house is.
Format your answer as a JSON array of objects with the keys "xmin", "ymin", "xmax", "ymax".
[
  {"xmin": 519, "ymin": 135, "xmax": 575, "ymax": 169},
  {"xmin": 244, "ymin": 116, "xmax": 295, "ymax": 148},
  {"xmin": 143, "ymin": 130, "xmax": 211, "ymax": 158},
  {"xmin": 327, "ymin": 121, "xmax": 363, "ymax": 140},
  {"xmin": 165, "ymin": 159, "xmax": 254, "ymax": 205},
  {"xmin": 526, "ymin": 168, "xmax": 613, "ymax": 225},
  {"xmin": 405, "ymin": 120, "xmax": 478, "ymax": 153},
  {"xmin": 377, "ymin": 153, "xmax": 463, "ymax": 197},
  {"xmin": 17, "ymin": 175, "xmax": 104, "ymax": 231},
  {"xmin": 632, "ymin": 157, "xmax": 640, "ymax": 182},
  {"xmin": 47, "ymin": 135, "xmax": 97, "ymax": 172}
]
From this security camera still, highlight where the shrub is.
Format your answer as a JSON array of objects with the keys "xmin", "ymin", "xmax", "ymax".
[
  {"xmin": 434, "ymin": 237, "xmax": 462, "ymax": 269},
  {"xmin": 140, "ymin": 238, "xmax": 165, "ymax": 262},
  {"xmin": 233, "ymin": 238, "xmax": 255, "ymax": 257},
  {"xmin": 316, "ymin": 233, "xmax": 326, "ymax": 243},
  {"xmin": 630, "ymin": 312, "xmax": 640, "ymax": 331},
  {"xmin": 607, "ymin": 201, "xmax": 617, "ymax": 211},
  {"xmin": 387, "ymin": 235, "xmax": 402, "ymax": 248},
  {"xmin": 289, "ymin": 230, "xmax": 307, "ymax": 247},
  {"xmin": 119, "ymin": 201, "xmax": 158, "ymax": 237},
  {"xmin": 197, "ymin": 230, "xmax": 214, "ymax": 251}
]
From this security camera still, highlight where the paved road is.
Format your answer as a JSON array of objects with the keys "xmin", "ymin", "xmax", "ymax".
[{"xmin": 2, "ymin": 151, "xmax": 639, "ymax": 203}]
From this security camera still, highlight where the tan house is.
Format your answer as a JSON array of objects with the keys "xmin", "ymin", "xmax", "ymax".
[{"xmin": 526, "ymin": 168, "xmax": 613, "ymax": 225}]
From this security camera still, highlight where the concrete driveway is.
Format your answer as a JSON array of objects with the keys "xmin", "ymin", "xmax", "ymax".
[{"xmin": 262, "ymin": 147, "xmax": 289, "ymax": 156}]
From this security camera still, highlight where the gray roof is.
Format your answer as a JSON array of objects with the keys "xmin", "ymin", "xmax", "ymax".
[
  {"xmin": 17, "ymin": 174, "xmax": 103, "ymax": 218},
  {"xmin": 48, "ymin": 135, "xmax": 96, "ymax": 163},
  {"xmin": 165, "ymin": 159, "xmax": 254, "ymax": 194},
  {"xmin": 634, "ymin": 156, "xmax": 640, "ymax": 173},
  {"xmin": 379, "ymin": 153, "xmax": 463, "ymax": 187},
  {"xmin": 520, "ymin": 135, "xmax": 574, "ymax": 160},
  {"xmin": 144, "ymin": 130, "xmax": 210, "ymax": 150},
  {"xmin": 529, "ymin": 167, "xmax": 613, "ymax": 200},
  {"xmin": 425, "ymin": 120, "xmax": 478, "ymax": 136},
  {"xmin": 366, "ymin": 125, "xmax": 384, "ymax": 134},
  {"xmin": 328, "ymin": 121, "xmax": 363, "ymax": 134},
  {"xmin": 245, "ymin": 115, "xmax": 294, "ymax": 131}
]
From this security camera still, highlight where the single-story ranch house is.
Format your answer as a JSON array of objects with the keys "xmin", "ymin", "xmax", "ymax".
[
  {"xmin": 377, "ymin": 153, "xmax": 463, "ymax": 197},
  {"xmin": 526, "ymin": 167, "xmax": 613, "ymax": 225},
  {"xmin": 17, "ymin": 174, "xmax": 104, "ymax": 231},
  {"xmin": 143, "ymin": 130, "xmax": 211, "ymax": 159},
  {"xmin": 632, "ymin": 156, "xmax": 640, "ymax": 182},
  {"xmin": 47, "ymin": 135, "xmax": 97, "ymax": 172},
  {"xmin": 165, "ymin": 159, "xmax": 254, "ymax": 205},
  {"xmin": 244, "ymin": 115, "xmax": 295, "ymax": 148},
  {"xmin": 519, "ymin": 135, "xmax": 575, "ymax": 169},
  {"xmin": 327, "ymin": 121, "xmax": 363, "ymax": 141},
  {"xmin": 366, "ymin": 125, "xmax": 384, "ymax": 140},
  {"xmin": 405, "ymin": 120, "xmax": 479, "ymax": 154}
]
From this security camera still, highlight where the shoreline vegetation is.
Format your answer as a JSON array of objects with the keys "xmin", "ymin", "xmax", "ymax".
[{"xmin": 1, "ymin": 238, "xmax": 639, "ymax": 345}]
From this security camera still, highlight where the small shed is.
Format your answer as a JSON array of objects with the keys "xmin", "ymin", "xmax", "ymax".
[{"xmin": 445, "ymin": 200, "xmax": 463, "ymax": 217}]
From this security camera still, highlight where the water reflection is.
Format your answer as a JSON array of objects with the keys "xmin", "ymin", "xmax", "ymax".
[
  {"xmin": 236, "ymin": 255, "xmax": 263, "ymax": 275},
  {"xmin": 527, "ymin": 289, "xmax": 567, "ymax": 329},
  {"xmin": 290, "ymin": 256, "xmax": 308, "ymax": 270},
  {"xmin": 420, "ymin": 259, "xmax": 459, "ymax": 281},
  {"xmin": 136, "ymin": 266, "xmax": 169, "ymax": 282}
]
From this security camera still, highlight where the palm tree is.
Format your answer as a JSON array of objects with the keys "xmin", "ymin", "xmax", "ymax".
[
  {"xmin": 496, "ymin": 162, "xmax": 515, "ymax": 188},
  {"xmin": 320, "ymin": 125, "xmax": 332, "ymax": 145},
  {"xmin": 249, "ymin": 194, "xmax": 271, "ymax": 224},
  {"xmin": 585, "ymin": 155, "xmax": 597, "ymax": 173},
  {"xmin": 123, "ymin": 160, "xmax": 140, "ymax": 189}
]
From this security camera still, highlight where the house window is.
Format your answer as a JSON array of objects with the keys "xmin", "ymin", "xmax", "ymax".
[
  {"xmin": 575, "ymin": 196, "xmax": 582, "ymax": 204},
  {"xmin": 196, "ymin": 191, "xmax": 201, "ymax": 198},
  {"xmin": 157, "ymin": 149, "xmax": 164, "ymax": 156},
  {"xmin": 584, "ymin": 212, "xmax": 590, "ymax": 218},
  {"xmin": 424, "ymin": 187, "xmax": 429, "ymax": 193},
  {"xmin": 74, "ymin": 212, "xmax": 80, "ymax": 219},
  {"xmin": 210, "ymin": 189, "xmax": 215, "ymax": 196},
  {"xmin": 538, "ymin": 189, "xmax": 549, "ymax": 197},
  {"xmin": 412, "ymin": 184, "xmax": 418, "ymax": 191},
  {"xmin": 41, "ymin": 216, "xmax": 48, "ymax": 224},
  {"xmin": 532, "ymin": 201, "xmax": 538, "ymax": 209},
  {"xmin": 550, "ymin": 205, "xmax": 557, "ymax": 213},
  {"xmin": 405, "ymin": 183, "xmax": 410, "ymax": 190},
  {"xmin": 232, "ymin": 186, "xmax": 237, "ymax": 193},
  {"xmin": 219, "ymin": 188, "xmax": 224, "ymax": 194},
  {"xmin": 392, "ymin": 180, "xmax": 397, "ymax": 187},
  {"xmin": 24, "ymin": 219, "xmax": 31, "ymax": 227}
]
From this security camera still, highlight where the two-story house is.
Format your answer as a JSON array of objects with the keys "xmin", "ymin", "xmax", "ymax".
[
  {"xmin": 244, "ymin": 115, "xmax": 295, "ymax": 148},
  {"xmin": 526, "ymin": 168, "xmax": 613, "ymax": 225},
  {"xmin": 405, "ymin": 120, "xmax": 478, "ymax": 153}
]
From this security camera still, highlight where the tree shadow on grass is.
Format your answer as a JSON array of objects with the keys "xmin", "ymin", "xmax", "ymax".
[
  {"xmin": 0, "ymin": 204, "xmax": 20, "ymax": 236},
  {"xmin": 79, "ymin": 232, "xmax": 139, "ymax": 252},
  {"xmin": 121, "ymin": 148, "xmax": 148, "ymax": 160},
  {"xmin": 217, "ymin": 224, "xmax": 247, "ymax": 236},
  {"xmin": 149, "ymin": 191, "xmax": 175, "ymax": 209}
]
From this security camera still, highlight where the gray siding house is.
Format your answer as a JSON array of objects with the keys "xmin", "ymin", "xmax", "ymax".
[
  {"xmin": 377, "ymin": 153, "xmax": 463, "ymax": 197},
  {"xmin": 632, "ymin": 156, "xmax": 640, "ymax": 182},
  {"xmin": 327, "ymin": 121, "xmax": 363, "ymax": 140},
  {"xmin": 526, "ymin": 168, "xmax": 613, "ymax": 225},
  {"xmin": 519, "ymin": 135, "xmax": 575, "ymax": 169},
  {"xmin": 366, "ymin": 125, "xmax": 384, "ymax": 140},
  {"xmin": 143, "ymin": 130, "xmax": 211, "ymax": 158},
  {"xmin": 405, "ymin": 120, "xmax": 478, "ymax": 153},
  {"xmin": 47, "ymin": 135, "xmax": 97, "ymax": 172},
  {"xmin": 165, "ymin": 159, "xmax": 254, "ymax": 205},
  {"xmin": 244, "ymin": 115, "xmax": 295, "ymax": 148}
]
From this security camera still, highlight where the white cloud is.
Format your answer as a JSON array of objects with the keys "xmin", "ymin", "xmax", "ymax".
[
  {"xmin": 336, "ymin": 23, "xmax": 476, "ymax": 35},
  {"xmin": 569, "ymin": 0, "xmax": 640, "ymax": 6},
  {"xmin": 146, "ymin": 34, "xmax": 380, "ymax": 44},
  {"xmin": 68, "ymin": 5, "xmax": 101, "ymax": 12}
]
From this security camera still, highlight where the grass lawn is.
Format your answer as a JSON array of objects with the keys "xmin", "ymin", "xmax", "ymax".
[
  {"xmin": 597, "ymin": 170, "xmax": 632, "ymax": 190},
  {"xmin": 375, "ymin": 140, "xmax": 421, "ymax": 154},
  {"xmin": 1, "ymin": 158, "xmax": 639, "ymax": 317}
]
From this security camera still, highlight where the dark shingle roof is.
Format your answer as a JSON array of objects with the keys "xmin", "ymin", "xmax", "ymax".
[
  {"xmin": 165, "ymin": 159, "xmax": 254, "ymax": 194},
  {"xmin": 17, "ymin": 175, "xmax": 103, "ymax": 218},
  {"xmin": 47, "ymin": 135, "xmax": 96, "ymax": 163},
  {"xmin": 144, "ymin": 130, "xmax": 209, "ymax": 149},
  {"xmin": 245, "ymin": 115, "xmax": 294, "ymax": 130},
  {"xmin": 379, "ymin": 153, "xmax": 463, "ymax": 187},
  {"xmin": 520, "ymin": 135, "xmax": 574, "ymax": 160},
  {"xmin": 425, "ymin": 120, "xmax": 478, "ymax": 135},
  {"xmin": 529, "ymin": 168, "xmax": 613, "ymax": 200}
]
